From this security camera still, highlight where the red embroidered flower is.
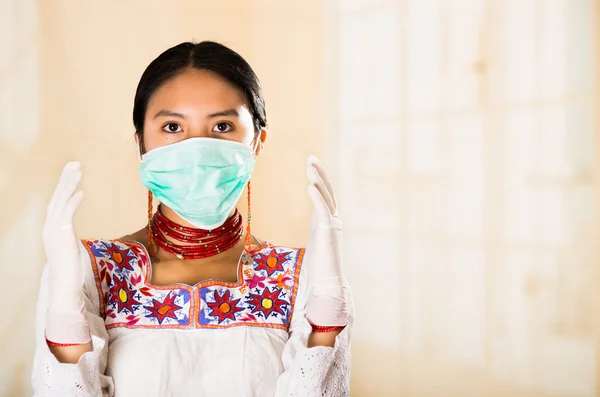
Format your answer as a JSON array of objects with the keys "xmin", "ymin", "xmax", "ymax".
[
  {"xmin": 254, "ymin": 249, "xmax": 290, "ymax": 276},
  {"xmin": 246, "ymin": 287, "xmax": 287, "ymax": 319},
  {"xmin": 130, "ymin": 244, "xmax": 150, "ymax": 268},
  {"xmin": 239, "ymin": 313, "xmax": 258, "ymax": 322},
  {"xmin": 207, "ymin": 290, "xmax": 244, "ymax": 323},
  {"xmin": 268, "ymin": 272, "xmax": 292, "ymax": 290},
  {"xmin": 129, "ymin": 273, "xmax": 142, "ymax": 285},
  {"xmin": 245, "ymin": 274, "xmax": 266, "ymax": 289},
  {"xmin": 144, "ymin": 292, "xmax": 182, "ymax": 324},
  {"xmin": 125, "ymin": 314, "xmax": 140, "ymax": 326},
  {"xmin": 108, "ymin": 274, "xmax": 141, "ymax": 314},
  {"xmin": 104, "ymin": 243, "xmax": 136, "ymax": 271}
]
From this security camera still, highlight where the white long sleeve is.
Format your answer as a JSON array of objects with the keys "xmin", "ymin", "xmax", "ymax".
[
  {"xmin": 31, "ymin": 241, "xmax": 114, "ymax": 397},
  {"xmin": 275, "ymin": 263, "xmax": 353, "ymax": 396},
  {"xmin": 30, "ymin": 239, "xmax": 352, "ymax": 396}
]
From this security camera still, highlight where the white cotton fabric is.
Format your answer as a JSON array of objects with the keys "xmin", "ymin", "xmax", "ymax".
[{"xmin": 31, "ymin": 242, "xmax": 352, "ymax": 397}]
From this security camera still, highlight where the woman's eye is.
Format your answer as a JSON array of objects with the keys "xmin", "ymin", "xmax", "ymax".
[
  {"xmin": 163, "ymin": 123, "xmax": 182, "ymax": 133},
  {"xmin": 212, "ymin": 122, "xmax": 233, "ymax": 133}
]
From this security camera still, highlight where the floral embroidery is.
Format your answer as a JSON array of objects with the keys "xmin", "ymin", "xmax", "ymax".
[
  {"xmin": 108, "ymin": 273, "xmax": 141, "ymax": 314},
  {"xmin": 144, "ymin": 292, "xmax": 184, "ymax": 324},
  {"xmin": 268, "ymin": 271, "xmax": 293, "ymax": 290},
  {"xmin": 246, "ymin": 287, "xmax": 288, "ymax": 320},
  {"xmin": 245, "ymin": 274, "xmax": 266, "ymax": 289},
  {"xmin": 104, "ymin": 243, "xmax": 137, "ymax": 271},
  {"xmin": 84, "ymin": 239, "xmax": 304, "ymax": 331},
  {"xmin": 253, "ymin": 249, "xmax": 291, "ymax": 276},
  {"xmin": 207, "ymin": 290, "xmax": 244, "ymax": 323},
  {"xmin": 239, "ymin": 313, "xmax": 258, "ymax": 322}
]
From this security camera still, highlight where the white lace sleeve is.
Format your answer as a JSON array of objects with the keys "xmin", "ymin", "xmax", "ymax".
[
  {"xmin": 32, "ymin": 241, "xmax": 114, "ymax": 397},
  {"xmin": 274, "ymin": 261, "xmax": 353, "ymax": 397}
]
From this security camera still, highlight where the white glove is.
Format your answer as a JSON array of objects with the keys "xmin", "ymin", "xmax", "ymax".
[
  {"xmin": 42, "ymin": 161, "xmax": 90, "ymax": 344},
  {"xmin": 304, "ymin": 155, "xmax": 350, "ymax": 327}
]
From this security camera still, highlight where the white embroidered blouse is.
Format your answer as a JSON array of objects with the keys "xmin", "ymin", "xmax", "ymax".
[{"xmin": 31, "ymin": 239, "xmax": 352, "ymax": 396}]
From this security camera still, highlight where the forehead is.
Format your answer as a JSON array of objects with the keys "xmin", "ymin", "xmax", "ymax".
[{"xmin": 146, "ymin": 68, "xmax": 248, "ymax": 115}]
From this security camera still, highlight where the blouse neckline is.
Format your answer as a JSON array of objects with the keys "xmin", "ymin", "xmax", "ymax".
[{"xmin": 116, "ymin": 238, "xmax": 248, "ymax": 291}]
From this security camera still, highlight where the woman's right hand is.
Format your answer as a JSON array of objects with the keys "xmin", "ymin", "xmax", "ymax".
[{"xmin": 43, "ymin": 161, "xmax": 91, "ymax": 344}]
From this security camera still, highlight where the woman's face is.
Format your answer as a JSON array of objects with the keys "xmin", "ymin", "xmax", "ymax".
[{"xmin": 141, "ymin": 68, "xmax": 263, "ymax": 154}]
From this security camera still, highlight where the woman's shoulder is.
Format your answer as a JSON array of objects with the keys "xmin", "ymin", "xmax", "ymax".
[
  {"xmin": 80, "ymin": 227, "xmax": 150, "ymax": 267},
  {"xmin": 245, "ymin": 240, "xmax": 306, "ymax": 275},
  {"xmin": 80, "ymin": 227, "xmax": 147, "ymax": 245},
  {"xmin": 248, "ymin": 235, "xmax": 304, "ymax": 251},
  {"xmin": 118, "ymin": 227, "xmax": 150, "ymax": 248},
  {"xmin": 246, "ymin": 239, "xmax": 304, "ymax": 256}
]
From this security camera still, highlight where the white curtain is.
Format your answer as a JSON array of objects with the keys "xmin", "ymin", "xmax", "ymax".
[
  {"xmin": 0, "ymin": 0, "xmax": 41, "ymax": 395},
  {"xmin": 325, "ymin": 0, "xmax": 598, "ymax": 395}
]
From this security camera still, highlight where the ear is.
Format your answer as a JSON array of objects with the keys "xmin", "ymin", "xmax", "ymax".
[
  {"xmin": 254, "ymin": 129, "xmax": 267, "ymax": 156},
  {"xmin": 134, "ymin": 132, "xmax": 144, "ymax": 160}
]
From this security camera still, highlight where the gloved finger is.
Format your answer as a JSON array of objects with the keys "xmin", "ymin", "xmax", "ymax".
[
  {"xmin": 308, "ymin": 185, "xmax": 330, "ymax": 221},
  {"xmin": 54, "ymin": 167, "xmax": 83, "ymax": 213},
  {"xmin": 307, "ymin": 155, "xmax": 337, "ymax": 210},
  {"xmin": 307, "ymin": 164, "xmax": 335, "ymax": 216},
  {"xmin": 63, "ymin": 190, "xmax": 85, "ymax": 222},
  {"xmin": 47, "ymin": 161, "xmax": 81, "ymax": 210},
  {"xmin": 47, "ymin": 161, "xmax": 81, "ymax": 212},
  {"xmin": 310, "ymin": 210, "xmax": 319, "ymax": 234},
  {"xmin": 304, "ymin": 210, "xmax": 318, "ymax": 252}
]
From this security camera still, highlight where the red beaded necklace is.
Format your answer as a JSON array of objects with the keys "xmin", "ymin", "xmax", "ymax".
[{"xmin": 150, "ymin": 206, "xmax": 243, "ymax": 260}]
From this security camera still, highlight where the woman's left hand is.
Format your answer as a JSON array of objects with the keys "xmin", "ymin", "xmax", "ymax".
[{"xmin": 304, "ymin": 155, "xmax": 349, "ymax": 327}]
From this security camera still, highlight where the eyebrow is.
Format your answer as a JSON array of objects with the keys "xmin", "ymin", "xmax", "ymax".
[
  {"xmin": 152, "ymin": 108, "xmax": 240, "ymax": 119},
  {"xmin": 153, "ymin": 110, "xmax": 187, "ymax": 119},
  {"xmin": 207, "ymin": 109, "xmax": 239, "ymax": 118}
]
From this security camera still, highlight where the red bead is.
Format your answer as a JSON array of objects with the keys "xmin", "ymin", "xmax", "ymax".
[
  {"xmin": 150, "ymin": 208, "xmax": 244, "ymax": 260},
  {"xmin": 310, "ymin": 324, "xmax": 347, "ymax": 333},
  {"xmin": 46, "ymin": 339, "xmax": 84, "ymax": 347}
]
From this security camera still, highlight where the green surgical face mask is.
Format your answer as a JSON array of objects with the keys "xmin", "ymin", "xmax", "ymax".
[{"xmin": 139, "ymin": 137, "xmax": 256, "ymax": 230}]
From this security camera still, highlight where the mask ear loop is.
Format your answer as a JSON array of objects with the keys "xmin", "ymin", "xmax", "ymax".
[
  {"xmin": 139, "ymin": 130, "xmax": 157, "ymax": 258},
  {"xmin": 244, "ymin": 133, "xmax": 263, "ymax": 251},
  {"xmin": 147, "ymin": 190, "xmax": 158, "ymax": 257},
  {"xmin": 244, "ymin": 181, "xmax": 253, "ymax": 251}
]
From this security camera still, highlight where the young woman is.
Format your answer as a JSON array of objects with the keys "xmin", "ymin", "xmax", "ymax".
[{"xmin": 31, "ymin": 41, "xmax": 352, "ymax": 396}]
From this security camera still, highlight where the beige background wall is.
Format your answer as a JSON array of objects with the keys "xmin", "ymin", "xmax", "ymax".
[
  {"xmin": 36, "ymin": 0, "xmax": 325, "ymax": 243},
  {"xmin": 1, "ymin": 1, "xmax": 326, "ymax": 395},
  {"xmin": 1, "ymin": 0, "xmax": 599, "ymax": 396}
]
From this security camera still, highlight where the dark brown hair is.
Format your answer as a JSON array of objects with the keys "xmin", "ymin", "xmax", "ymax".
[{"xmin": 132, "ymin": 41, "xmax": 267, "ymax": 154}]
